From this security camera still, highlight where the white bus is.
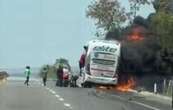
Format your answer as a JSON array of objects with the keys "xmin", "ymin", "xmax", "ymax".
[{"xmin": 82, "ymin": 39, "xmax": 121, "ymax": 86}]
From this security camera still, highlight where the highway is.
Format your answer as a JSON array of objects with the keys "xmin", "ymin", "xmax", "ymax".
[{"xmin": 0, "ymin": 78, "xmax": 172, "ymax": 110}]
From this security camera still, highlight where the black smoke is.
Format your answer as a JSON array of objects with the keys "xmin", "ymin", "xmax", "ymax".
[{"xmin": 106, "ymin": 16, "xmax": 162, "ymax": 77}]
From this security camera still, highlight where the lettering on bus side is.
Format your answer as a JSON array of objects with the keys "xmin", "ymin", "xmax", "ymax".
[{"xmin": 93, "ymin": 46, "xmax": 117, "ymax": 53}]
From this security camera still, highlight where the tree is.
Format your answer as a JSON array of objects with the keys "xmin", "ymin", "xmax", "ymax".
[
  {"xmin": 151, "ymin": 12, "xmax": 173, "ymax": 51},
  {"xmin": 54, "ymin": 58, "xmax": 71, "ymax": 71},
  {"xmin": 149, "ymin": 0, "xmax": 173, "ymax": 75},
  {"xmin": 149, "ymin": 0, "xmax": 173, "ymax": 51},
  {"xmin": 86, "ymin": 0, "xmax": 127, "ymax": 32},
  {"xmin": 0, "ymin": 71, "xmax": 9, "ymax": 79},
  {"xmin": 153, "ymin": 0, "xmax": 173, "ymax": 13},
  {"xmin": 105, "ymin": 28, "xmax": 122, "ymax": 40},
  {"xmin": 128, "ymin": 0, "xmax": 150, "ymax": 18}
]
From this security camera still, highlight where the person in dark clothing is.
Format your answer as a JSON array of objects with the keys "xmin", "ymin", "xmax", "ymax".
[
  {"xmin": 56, "ymin": 64, "xmax": 64, "ymax": 87},
  {"xmin": 79, "ymin": 46, "xmax": 88, "ymax": 76},
  {"xmin": 79, "ymin": 54, "xmax": 85, "ymax": 74},
  {"xmin": 42, "ymin": 65, "xmax": 49, "ymax": 86},
  {"xmin": 70, "ymin": 75, "xmax": 79, "ymax": 87}
]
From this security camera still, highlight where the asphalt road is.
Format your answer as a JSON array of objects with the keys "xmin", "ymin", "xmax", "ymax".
[{"xmin": 0, "ymin": 78, "xmax": 172, "ymax": 110}]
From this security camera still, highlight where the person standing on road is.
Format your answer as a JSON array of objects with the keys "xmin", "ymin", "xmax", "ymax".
[
  {"xmin": 79, "ymin": 46, "xmax": 87, "ymax": 76},
  {"xmin": 24, "ymin": 66, "xmax": 31, "ymax": 86},
  {"xmin": 42, "ymin": 65, "xmax": 49, "ymax": 86},
  {"xmin": 56, "ymin": 64, "xmax": 64, "ymax": 87}
]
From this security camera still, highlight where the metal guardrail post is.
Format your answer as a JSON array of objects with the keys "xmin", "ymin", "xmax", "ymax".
[
  {"xmin": 172, "ymin": 80, "xmax": 173, "ymax": 109},
  {"xmin": 154, "ymin": 83, "xmax": 157, "ymax": 94}
]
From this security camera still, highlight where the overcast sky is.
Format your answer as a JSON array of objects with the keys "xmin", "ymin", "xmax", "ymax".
[{"xmin": 0, "ymin": 0, "xmax": 154, "ymax": 69}]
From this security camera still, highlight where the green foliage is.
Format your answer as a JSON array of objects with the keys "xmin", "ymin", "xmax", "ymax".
[
  {"xmin": 129, "ymin": 0, "xmax": 150, "ymax": 4},
  {"xmin": 151, "ymin": 12, "xmax": 173, "ymax": 51},
  {"xmin": 86, "ymin": 0, "xmax": 151, "ymax": 35},
  {"xmin": 54, "ymin": 58, "xmax": 71, "ymax": 71},
  {"xmin": 153, "ymin": 0, "xmax": 173, "ymax": 13},
  {"xmin": 129, "ymin": 0, "xmax": 150, "ymax": 18},
  {"xmin": 0, "ymin": 71, "xmax": 9, "ymax": 79},
  {"xmin": 86, "ymin": 0, "xmax": 127, "ymax": 32},
  {"xmin": 105, "ymin": 28, "xmax": 122, "ymax": 40},
  {"xmin": 46, "ymin": 65, "xmax": 56, "ymax": 79},
  {"xmin": 55, "ymin": 58, "xmax": 69, "ymax": 65},
  {"xmin": 149, "ymin": 11, "xmax": 173, "ymax": 75}
]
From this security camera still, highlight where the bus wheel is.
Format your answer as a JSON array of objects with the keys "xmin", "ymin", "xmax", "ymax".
[{"xmin": 82, "ymin": 82, "xmax": 92, "ymax": 88}]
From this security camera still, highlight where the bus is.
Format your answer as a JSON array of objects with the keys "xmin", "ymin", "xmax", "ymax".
[{"xmin": 82, "ymin": 39, "xmax": 121, "ymax": 87}]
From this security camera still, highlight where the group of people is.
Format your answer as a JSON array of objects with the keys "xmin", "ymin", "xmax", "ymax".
[
  {"xmin": 23, "ymin": 64, "xmax": 65, "ymax": 87},
  {"xmin": 24, "ymin": 65, "xmax": 49, "ymax": 86},
  {"xmin": 23, "ymin": 45, "xmax": 88, "ymax": 87}
]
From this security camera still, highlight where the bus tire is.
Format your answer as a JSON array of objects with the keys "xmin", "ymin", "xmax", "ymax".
[{"xmin": 82, "ymin": 82, "xmax": 92, "ymax": 88}]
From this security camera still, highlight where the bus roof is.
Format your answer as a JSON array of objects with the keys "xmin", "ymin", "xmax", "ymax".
[{"xmin": 87, "ymin": 39, "xmax": 120, "ymax": 47}]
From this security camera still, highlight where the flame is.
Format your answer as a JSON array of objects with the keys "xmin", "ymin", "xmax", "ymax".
[
  {"xmin": 94, "ymin": 77, "xmax": 136, "ymax": 93},
  {"xmin": 116, "ymin": 77, "xmax": 135, "ymax": 92},
  {"xmin": 127, "ymin": 25, "xmax": 146, "ymax": 41},
  {"xmin": 128, "ymin": 34, "xmax": 144, "ymax": 41}
]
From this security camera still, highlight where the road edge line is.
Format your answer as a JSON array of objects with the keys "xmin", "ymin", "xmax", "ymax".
[{"xmin": 131, "ymin": 100, "xmax": 160, "ymax": 110}]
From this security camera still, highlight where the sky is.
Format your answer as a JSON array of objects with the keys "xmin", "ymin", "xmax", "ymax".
[{"xmin": 0, "ymin": 0, "xmax": 155, "ymax": 69}]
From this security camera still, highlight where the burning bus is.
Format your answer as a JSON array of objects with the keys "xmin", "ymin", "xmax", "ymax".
[{"xmin": 81, "ymin": 39, "xmax": 121, "ymax": 87}]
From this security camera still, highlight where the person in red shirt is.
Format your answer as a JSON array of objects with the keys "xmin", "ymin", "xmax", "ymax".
[
  {"xmin": 56, "ymin": 64, "xmax": 64, "ymax": 87},
  {"xmin": 79, "ymin": 46, "xmax": 87, "ymax": 76}
]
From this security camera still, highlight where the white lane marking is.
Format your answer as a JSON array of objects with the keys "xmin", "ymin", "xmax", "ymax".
[
  {"xmin": 59, "ymin": 98, "xmax": 64, "ymax": 101},
  {"xmin": 47, "ymin": 88, "xmax": 56, "ymax": 95},
  {"xmin": 45, "ymin": 87, "xmax": 72, "ymax": 109},
  {"xmin": 49, "ymin": 89, "xmax": 55, "ymax": 94},
  {"xmin": 112, "ymin": 94, "xmax": 160, "ymax": 110},
  {"xmin": 64, "ymin": 103, "xmax": 71, "ymax": 107},
  {"xmin": 46, "ymin": 87, "xmax": 49, "ymax": 90},
  {"xmin": 131, "ymin": 101, "xmax": 160, "ymax": 110},
  {"xmin": 55, "ymin": 95, "xmax": 60, "ymax": 98},
  {"xmin": 51, "ymin": 90, "xmax": 56, "ymax": 94}
]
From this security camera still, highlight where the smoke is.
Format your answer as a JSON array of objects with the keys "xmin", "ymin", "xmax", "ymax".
[
  {"xmin": 133, "ymin": 16, "xmax": 149, "ymax": 28},
  {"xmin": 120, "ymin": 36, "xmax": 160, "ymax": 75},
  {"xmin": 105, "ymin": 16, "xmax": 161, "ymax": 76}
]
